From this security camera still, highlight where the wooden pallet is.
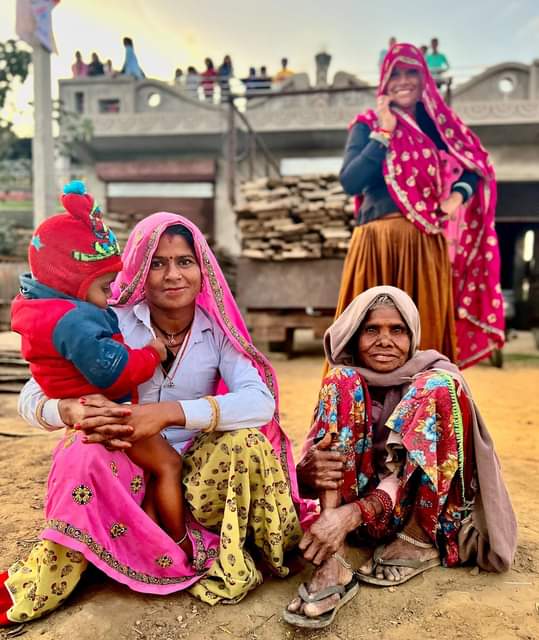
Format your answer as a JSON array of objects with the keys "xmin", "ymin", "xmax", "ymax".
[{"xmin": 246, "ymin": 310, "xmax": 334, "ymax": 356}]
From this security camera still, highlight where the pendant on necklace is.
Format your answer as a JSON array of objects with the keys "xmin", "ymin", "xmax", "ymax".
[{"xmin": 167, "ymin": 336, "xmax": 176, "ymax": 347}]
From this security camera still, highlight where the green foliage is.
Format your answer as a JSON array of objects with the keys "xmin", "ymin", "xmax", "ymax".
[
  {"xmin": 0, "ymin": 39, "xmax": 31, "ymax": 111},
  {"xmin": 0, "ymin": 40, "xmax": 31, "ymax": 161},
  {"xmin": 0, "ymin": 121, "xmax": 17, "ymax": 160},
  {"xmin": 53, "ymin": 99, "xmax": 94, "ymax": 159},
  {"xmin": 0, "ymin": 217, "xmax": 18, "ymax": 255},
  {"xmin": 0, "ymin": 39, "xmax": 94, "ymax": 162}
]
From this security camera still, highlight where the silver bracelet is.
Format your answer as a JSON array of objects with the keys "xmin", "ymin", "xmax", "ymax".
[
  {"xmin": 368, "ymin": 131, "xmax": 390, "ymax": 148},
  {"xmin": 452, "ymin": 181, "xmax": 473, "ymax": 200}
]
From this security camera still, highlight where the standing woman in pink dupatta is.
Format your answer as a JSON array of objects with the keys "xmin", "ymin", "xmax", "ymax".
[
  {"xmin": 0, "ymin": 213, "xmax": 311, "ymax": 626},
  {"xmin": 337, "ymin": 42, "xmax": 504, "ymax": 368}
]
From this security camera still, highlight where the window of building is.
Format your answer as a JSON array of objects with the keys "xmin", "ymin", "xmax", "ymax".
[
  {"xmin": 74, "ymin": 92, "xmax": 84, "ymax": 114},
  {"xmin": 280, "ymin": 157, "xmax": 342, "ymax": 175},
  {"xmin": 107, "ymin": 182, "xmax": 214, "ymax": 198},
  {"xmin": 98, "ymin": 99, "xmax": 120, "ymax": 114}
]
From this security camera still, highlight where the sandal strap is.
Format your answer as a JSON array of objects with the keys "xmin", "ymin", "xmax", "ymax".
[
  {"xmin": 332, "ymin": 552, "xmax": 353, "ymax": 571},
  {"xmin": 297, "ymin": 582, "xmax": 346, "ymax": 604},
  {"xmin": 396, "ymin": 532, "xmax": 433, "ymax": 549},
  {"xmin": 374, "ymin": 556, "xmax": 430, "ymax": 570}
]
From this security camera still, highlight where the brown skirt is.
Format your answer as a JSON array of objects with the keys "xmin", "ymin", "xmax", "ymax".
[{"xmin": 334, "ymin": 215, "xmax": 457, "ymax": 361}]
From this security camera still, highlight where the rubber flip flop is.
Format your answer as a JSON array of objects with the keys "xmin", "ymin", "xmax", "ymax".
[
  {"xmin": 357, "ymin": 544, "xmax": 440, "ymax": 587},
  {"xmin": 282, "ymin": 575, "xmax": 359, "ymax": 629}
]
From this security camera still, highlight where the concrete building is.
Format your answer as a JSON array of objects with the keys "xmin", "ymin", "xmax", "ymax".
[{"xmin": 58, "ymin": 57, "xmax": 539, "ymax": 326}]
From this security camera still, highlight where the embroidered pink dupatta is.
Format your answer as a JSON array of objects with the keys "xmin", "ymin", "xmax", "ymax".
[
  {"xmin": 350, "ymin": 43, "xmax": 504, "ymax": 368},
  {"xmin": 110, "ymin": 212, "xmax": 312, "ymax": 522}
]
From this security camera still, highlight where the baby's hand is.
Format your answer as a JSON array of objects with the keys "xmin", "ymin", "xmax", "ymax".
[{"xmin": 148, "ymin": 338, "xmax": 167, "ymax": 362}]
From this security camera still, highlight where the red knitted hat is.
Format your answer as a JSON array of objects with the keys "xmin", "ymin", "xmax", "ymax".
[{"xmin": 29, "ymin": 181, "xmax": 123, "ymax": 299}]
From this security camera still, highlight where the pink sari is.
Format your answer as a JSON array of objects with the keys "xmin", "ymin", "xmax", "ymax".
[
  {"xmin": 351, "ymin": 43, "xmax": 504, "ymax": 368},
  {"xmin": 42, "ymin": 212, "xmax": 312, "ymax": 596}
]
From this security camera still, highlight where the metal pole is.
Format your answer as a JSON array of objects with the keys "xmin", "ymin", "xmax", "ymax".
[
  {"xmin": 227, "ymin": 101, "xmax": 237, "ymax": 206},
  {"xmin": 32, "ymin": 44, "xmax": 56, "ymax": 225},
  {"xmin": 248, "ymin": 131, "xmax": 255, "ymax": 179},
  {"xmin": 233, "ymin": 106, "xmax": 281, "ymax": 177},
  {"xmin": 228, "ymin": 84, "xmax": 378, "ymax": 103}
]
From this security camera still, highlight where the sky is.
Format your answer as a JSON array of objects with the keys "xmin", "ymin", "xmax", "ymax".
[{"xmin": 1, "ymin": 0, "xmax": 539, "ymax": 136}]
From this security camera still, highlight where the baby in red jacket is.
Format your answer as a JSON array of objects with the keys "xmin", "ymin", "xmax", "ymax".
[{"xmin": 12, "ymin": 181, "xmax": 190, "ymax": 553}]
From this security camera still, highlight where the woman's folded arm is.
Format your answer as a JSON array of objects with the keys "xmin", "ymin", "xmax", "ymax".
[
  {"xmin": 181, "ymin": 335, "xmax": 275, "ymax": 431},
  {"xmin": 18, "ymin": 377, "xmax": 65, "ymax": 430}
]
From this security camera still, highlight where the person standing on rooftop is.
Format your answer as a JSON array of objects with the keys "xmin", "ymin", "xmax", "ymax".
[
  {"xmin": 426, "ymin": 37, "xmax": 450, "ymax": 84},
  {"xmin": 273, "ymin": 57, "xmax": 294, "ymax": 83},
  {"xmin": 121, "ymin": 37, "xmax": 145, "ymax": 80},
  {"xmin": 71, "ymin": 51, "xmax": 88, "ymax": 78}
]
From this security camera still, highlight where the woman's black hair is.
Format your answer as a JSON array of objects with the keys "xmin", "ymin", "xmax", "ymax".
[{"xmin": 163, "ymin": 223, "xmax": 195, "ymax": 253}]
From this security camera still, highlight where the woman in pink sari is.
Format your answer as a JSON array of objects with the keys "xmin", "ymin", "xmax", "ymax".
[
  {"xmin": 337, "ymin": 42, "xmax": 504, "ymax": 368},
  {"xmin": 0, "ymin": 213, "xmax": 312, "ymax": 626}
]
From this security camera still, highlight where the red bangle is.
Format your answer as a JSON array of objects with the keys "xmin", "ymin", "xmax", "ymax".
[
  {"xmin": 377, "ymin": 127, "xmax": 393, "ymax": 135},
  {"xmin": 369, "ymin": 488, "xmax": 393, "ymax": 522},
  {"xmin": 354, "ymin": 498, "xmax": 377, "ymax": 525}
]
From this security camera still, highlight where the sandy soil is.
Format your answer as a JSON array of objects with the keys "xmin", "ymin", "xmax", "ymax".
[{"xmin": 0, "ymin": 346, "xmax": 538, "ymax": 640}]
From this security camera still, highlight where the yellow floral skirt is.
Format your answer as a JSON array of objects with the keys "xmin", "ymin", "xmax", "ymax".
[{"xmin": 3, "ymin": 429, "xmax": 302, "ymax": 623}]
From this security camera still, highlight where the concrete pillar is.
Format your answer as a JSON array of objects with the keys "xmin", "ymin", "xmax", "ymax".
[
  {"xmin": 529, "ymin": 59, "xmax": 539, "ymax": 100},
  {"xmin": 215, "ymin": 157, "xmax": 240, "ymax": 255},
  {"xmin": 315, "ymin": 52, "xmax": 332, "ymax": 87},
  {"xmin": 32, "ymin": 44, "xmax": 56, "ymax": 224}
]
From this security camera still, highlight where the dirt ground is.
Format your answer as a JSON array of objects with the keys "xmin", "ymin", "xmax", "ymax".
[{"xmin": 0, "ymin": 335, "xmax": 538, "ymax": 640}]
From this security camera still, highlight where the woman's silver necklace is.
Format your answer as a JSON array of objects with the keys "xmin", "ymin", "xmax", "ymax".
[
  {"xmin": 151, "ymin": 317, "xmax": 192, "ymax": 347},
  {"xmin": 160, "ymin": 327, "xmax": 192, "ymax": 387}
]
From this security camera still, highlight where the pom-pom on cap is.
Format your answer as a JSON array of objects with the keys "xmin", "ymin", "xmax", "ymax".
[
  {"xmin": 61, "ymin": 180, "xmax": 95, "ymax": 226},
  {"xmin": 63, "ymin": 180, "xmax": 87, "ymax": 195}
]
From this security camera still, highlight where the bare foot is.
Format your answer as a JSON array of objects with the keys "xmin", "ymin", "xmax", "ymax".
[
  {"xmin": 287, "ymin": 549, "xmax": 354, "ymax": 619},
  {"xmin": 359, "ymin": 536, "xmax": 439, "ymax": 583}
]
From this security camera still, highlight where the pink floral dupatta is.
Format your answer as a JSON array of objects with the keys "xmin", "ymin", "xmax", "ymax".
[
  {"xmin": 110, "ymin": 212, "xmax": 312, "ymax": 523},
  {"xmin": 351, "ymin": 43, "xmax": 504, "ymax": 368}
]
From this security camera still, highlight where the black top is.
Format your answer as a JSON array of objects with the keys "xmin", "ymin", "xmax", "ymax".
[
  {"xmin": 88, "ymin": 61, "xmax": 105, "ymax": 76},
  {"xmin": 340, "ymin": 102, "xmax": 479, "ymax": 226}
]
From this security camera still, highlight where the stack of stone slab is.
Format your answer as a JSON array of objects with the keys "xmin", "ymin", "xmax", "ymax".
[
  {"xmin": 0, "ymin": 349, "xmax": 30, "ymax": 393},
  {"xmin": 235, "ymin": 174, "xmax": 355, "ymax": 260}
]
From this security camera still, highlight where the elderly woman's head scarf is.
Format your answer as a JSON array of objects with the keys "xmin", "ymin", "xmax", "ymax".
[
  {"xmin": 324, "ymin": 286, "xmax": 420, "ymax": 368},
  {"xmin": 349, "ymin": 43, "xmax": 504, "ymax": 369}
]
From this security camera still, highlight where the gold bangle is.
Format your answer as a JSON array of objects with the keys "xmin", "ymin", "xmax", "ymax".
[
  {"xmin": 36, "ymin": 397, "xmax": 56, "ymax": 430},
  {"xmin": 203, "ymin": 396, "xmax": 220, "ymax": 432}
]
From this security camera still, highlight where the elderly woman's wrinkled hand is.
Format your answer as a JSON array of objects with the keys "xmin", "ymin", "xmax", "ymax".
[
  {"xmin": 297, "ymin": 433, "xmax": 346, "ymax": 492},
  {"xmin": 59, "ymin": 394, "xmax": 134, "ymax": 450},
  {"xmin": 299, "ymin": 504, "xmax": 359, "ymax": 565}
]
